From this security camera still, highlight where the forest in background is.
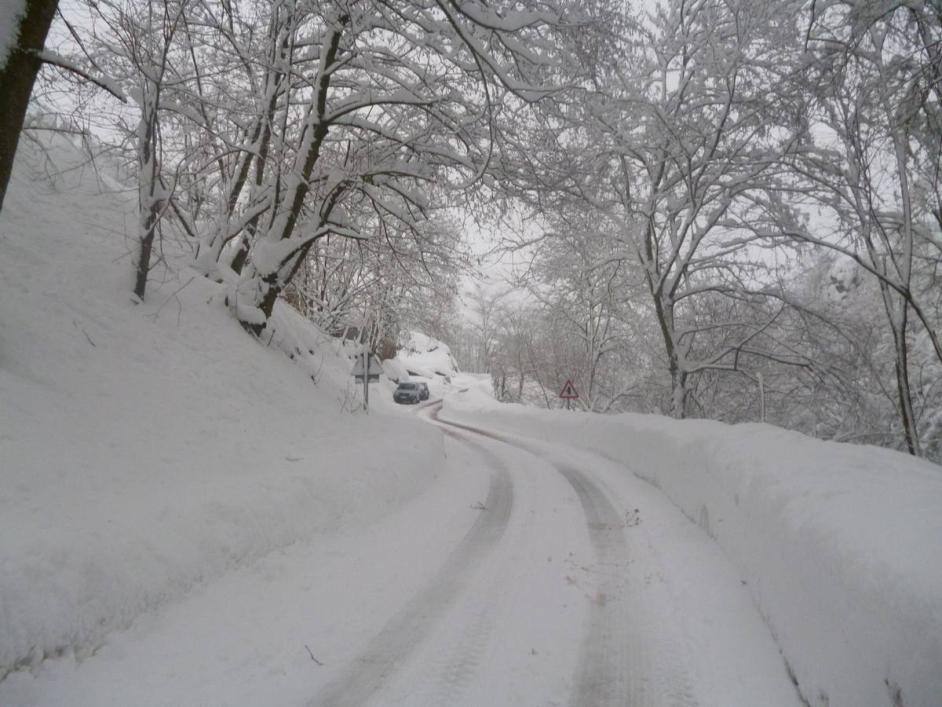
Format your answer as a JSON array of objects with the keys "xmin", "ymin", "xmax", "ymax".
[{"xmin": 2, "ymin": 0, "xmax": 940, "ymax": 460}]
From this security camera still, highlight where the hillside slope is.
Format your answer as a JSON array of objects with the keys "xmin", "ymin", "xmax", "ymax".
[{"xmin": 0, "ymin": 136, "xmax": 443, "ymax": 678}]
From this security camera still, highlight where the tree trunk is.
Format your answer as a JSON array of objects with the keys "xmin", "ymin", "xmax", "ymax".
[
  {"xmin": 134, "ymin": 203, "xmax": 158, "ymax": 298},
  {"xmin": 669, "ymin": 364, "xmax": 688, "ymax": 419},
  {"xmin": 0, "ymin": 0, "xmax": 59, "ymax": 213},
  {"xmin": 133, "ymin": 88, "xmax": 161, "ymax": 300},
  {"xmin": 648, "ymin": 276, "xmax": 688, "ymax": 419},
  {"xmin": 890, "ymin": 305, "xmax": 921, "ymax": 456}
]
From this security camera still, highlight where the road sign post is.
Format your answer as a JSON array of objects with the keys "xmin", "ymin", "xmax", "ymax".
[
  {"xmin": 351, "ymin": 350, "xmax": 383, "ymax": 412},
  {"xmin": 558, "ymin": 379, "xmax": 579, "ymax": 410}
]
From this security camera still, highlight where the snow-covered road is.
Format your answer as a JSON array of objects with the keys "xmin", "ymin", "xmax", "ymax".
[
  {"xmin": 4, "ymin": 135, "xmax": 939, "ymax": 707},
  {"xmin": 422, "ymin": 403, "xmax": 802, "ymax": 707},
  {"xmin": 1, "ymin": 400, "xmax": 802, "ymax": 707}
]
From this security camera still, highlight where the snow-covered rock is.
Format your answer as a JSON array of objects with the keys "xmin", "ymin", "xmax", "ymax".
[{"xmin": 394, "ymin": 331, "xmax": 458, "ymax": 383}]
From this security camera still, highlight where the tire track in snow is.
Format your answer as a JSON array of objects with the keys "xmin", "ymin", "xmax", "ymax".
[
  {"xmin": 429, "ymin": 406, "xmax": 696, "ymax": 707},
  {"xmin": 555, "ymin": 462, "xmax": 644, "ymax": 707},
  {"xmin": 559, "ymin": 463, "xmax": 698, "ymax": 707},
  {"xmin": 309, "ymin": 437, "xmax": 513, "ymax": 707},
  {"xmin": 420, "ymin": 585, "xmax": 500, "ymax": 705},
  {"xmin": 414, "ymin": 436, "xmax": 546, "ymax": 707},
  {"xmin": 418, "ymin": 436, "xmax": 513, "ymax": 705},
  {"xmin": 428, "ymin": 409, "xmax": 642, "ymax": 704}
]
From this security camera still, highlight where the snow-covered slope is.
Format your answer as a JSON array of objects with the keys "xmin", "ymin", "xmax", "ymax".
[
  {"xmin": 0, "ymin": 136, "xmax": 443, "ymax": 678},
  {"xmin": 442, "ymin": 395, "xmax": 942, "ymax": 707}
]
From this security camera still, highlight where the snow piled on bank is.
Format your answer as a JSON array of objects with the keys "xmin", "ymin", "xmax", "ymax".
[
  {"xmin": 442, "ymin": 395, "xmax": 942, "ymax": 707},
  {"xmin": 0, "ymin": 136, "xmax": 443, "ymax": 679}
]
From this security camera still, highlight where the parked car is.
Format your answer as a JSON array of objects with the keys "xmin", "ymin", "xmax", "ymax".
[
  {"xmin": 417, "ymin": 382, "xmax": 430, "ymax": 400},
  {"xmin": 393, "ymin": 382, "xmax": 422, "ymax": 404}
]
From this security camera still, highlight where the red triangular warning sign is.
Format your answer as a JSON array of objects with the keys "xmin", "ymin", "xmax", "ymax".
[{"xmin": 559, "ymin": 379, "xmax": 579, "ymax": 399}]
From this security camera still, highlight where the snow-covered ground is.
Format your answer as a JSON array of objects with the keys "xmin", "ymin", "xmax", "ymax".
[
  {"xmin": 2, "ymin": 136, "xmax": 941, "ymax": 707},
  {"xmin": 441, "ymin": 392, "xmax": 942, "ymax": 707},
  {"xmin": 0, "ymin": 136, "xmax": 442, "ymax": 684}
]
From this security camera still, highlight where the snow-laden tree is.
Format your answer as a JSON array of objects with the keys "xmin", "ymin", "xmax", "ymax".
[
  {"xmin": 513, "ymin": 208, "xmax": 644, "ymax": 412},
  {"xmin": 503, "ymin": 0, "xmax": 811, "ymax": 418},
  {"xmin": 39, "ymin": 0, "xmax": 195, "ymax": 299},
  {"xmin": 284, "ymin": 212, "xmax": 465, "ymax": 352},
  {"xmin": 489, "ymin": 302, "xmax": 547, "ymax": 404},
  {"xmin": 22, "ymin": 0, "xmax": 939, "ymax": 457},
  {"xmin": 605, "ymin": 0, "xmax": 811, "ymax": 418},
  {"xmin": 153, "ymin": 0, "xmax": 571, "ymax": 336},
  {"xmin": 779, "ymin": 253, "xmax": 936, "ymax": 453},
  {"xmin": 119, "ymin": 0, "xmax": 189, "ymax": 299},
  {"xmin": 749, "ymin": 0, "xmax": 942, "ymax": 455},
  {"xmin": 463, "ymin": 280, "xmax": 506, "ymax": 373}
]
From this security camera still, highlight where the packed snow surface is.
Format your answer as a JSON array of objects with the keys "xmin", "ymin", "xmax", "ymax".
[{"xmin": 442, "ymin": 391, "xmax": 942, "ymax": 707}]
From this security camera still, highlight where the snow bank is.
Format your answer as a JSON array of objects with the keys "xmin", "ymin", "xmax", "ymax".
[
  {"xmin": 451, "ymin": 371, "xmax": 495, "ymax": 400},
  {"xmin": 0, "ymin": 136, "xmax": 443, "ymax": 678},
  {"xmin": 442, "ymin": 397, "xmax": 942, "ymax": 707}
]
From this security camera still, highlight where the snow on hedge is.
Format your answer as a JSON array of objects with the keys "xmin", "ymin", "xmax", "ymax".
[
  {"xmin": 442, "ymin": 396, "xmax": 942, "ymax": 707},
  {"xmin": 0, "ymin": 136, "xmax": 443, "ymax": 678}
]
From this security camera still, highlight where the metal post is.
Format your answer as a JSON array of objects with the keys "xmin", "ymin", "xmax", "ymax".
[
  {"xmin": 757, "ymin": 372, "xmax": 765, "ymax": 423},
  {"xmin": 362, "ymin": 348, "xmax": 369, "ymax": 412},
  {"xmin": 360, "ymin": 346, "xmax": 370, "ymax": 412}
]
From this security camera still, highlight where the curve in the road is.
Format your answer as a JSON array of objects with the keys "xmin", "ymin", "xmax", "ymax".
[
  {"xmin": 427, "ymin": 404, "xmax": 691, "ymax": 707},
  {"xmin": 309, "ymin": 437, "xmax": 513, "ymax": 707}
]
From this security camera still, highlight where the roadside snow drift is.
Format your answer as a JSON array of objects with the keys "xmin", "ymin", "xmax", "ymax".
[
  {"xmin": 0, "ymin": 136, "xmax": 443, "ymax": 678},
  {"xmin": 442, "ymin": 396, "xmax": 942, "ymax": 707}
]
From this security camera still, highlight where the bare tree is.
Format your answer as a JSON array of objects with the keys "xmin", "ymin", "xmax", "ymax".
[{"xmin": 121, "ymin": 0, "xmax": 189, "ymax": 299}]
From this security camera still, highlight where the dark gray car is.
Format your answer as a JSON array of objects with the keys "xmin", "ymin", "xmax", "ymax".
[{"xmin": 393, "ymin": 382, "xmax": 421, "ymax": 404}]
